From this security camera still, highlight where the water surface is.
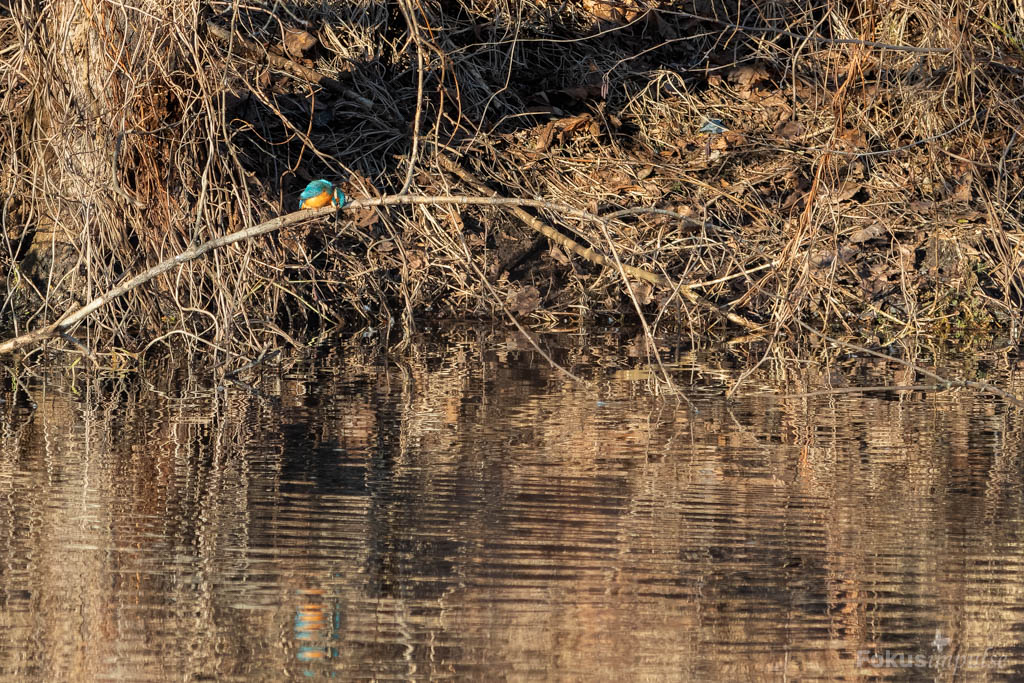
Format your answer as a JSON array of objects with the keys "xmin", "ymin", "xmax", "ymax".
[{"xmin": 1, "ymin": 332, "xmax": 1023, "ymax": 680}]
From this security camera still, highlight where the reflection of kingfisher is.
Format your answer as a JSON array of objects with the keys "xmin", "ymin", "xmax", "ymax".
[
  {"xmin": 294, "ymin": 588, "xmax": 340, "ymax": 667},
  {"xmin": 298, "ymin": 179, "xmax": 345, "ymax": 210}
]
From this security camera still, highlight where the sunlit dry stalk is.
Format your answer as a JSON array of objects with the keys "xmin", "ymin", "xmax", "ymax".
[{"xmin": 0, "ymin": 0, "xmax": 1021, "ymax": 364}]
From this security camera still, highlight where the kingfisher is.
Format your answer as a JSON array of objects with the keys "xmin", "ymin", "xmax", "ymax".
[{"xmin": 298, "ymin": 179, "xmax": 345, "ymax": 210}]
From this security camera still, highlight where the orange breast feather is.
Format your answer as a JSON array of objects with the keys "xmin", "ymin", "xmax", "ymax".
[{"xmin": 300, "ymin": 191, "xmax": 333, "ymax": 209}]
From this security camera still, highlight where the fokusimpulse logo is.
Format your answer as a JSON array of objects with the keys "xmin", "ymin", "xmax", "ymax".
[{"xmin": 856, "ymin": 631, "xmax": 1007, "ymax": 671}]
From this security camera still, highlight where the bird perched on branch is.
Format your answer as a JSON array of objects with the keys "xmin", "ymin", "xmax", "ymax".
[{"xmin": 298, "ymin": 179, "xmax": 345, "ymax": 210}]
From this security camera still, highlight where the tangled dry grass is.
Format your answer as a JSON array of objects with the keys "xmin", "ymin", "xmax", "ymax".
[{"xmin": 1, "ymin": 0, "xmax": 1023, "ymax": 361}]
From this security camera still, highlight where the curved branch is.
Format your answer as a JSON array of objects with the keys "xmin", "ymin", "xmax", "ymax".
[{"xmin": 0, "ymin": 191, "xmax": 760, "ymax": 355}]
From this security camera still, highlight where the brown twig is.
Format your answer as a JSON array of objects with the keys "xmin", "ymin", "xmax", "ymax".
[
  {"xmin": 438, "ymin": 156, "xmax": 763, "ymax": 332},
  {"xmin": 396, "ymin": 0, "xmax": 428, "ymax": 195},
  {"xmin": 0, "ymin": 189, "xmax": 764, "ymax": 355},
  {"xmin": 664, "ymin": 10, "xmax": 954, "ymax": 55},
  {"xmin": 205, "ymin": 21, "xmax": 353, "ymax": 96}
]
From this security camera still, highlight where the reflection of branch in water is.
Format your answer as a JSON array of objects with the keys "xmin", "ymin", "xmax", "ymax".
[
  {"xmin": 774, "ymin": 319, "xmax": 1024, "ymax": 408},
  {"xmin": 220, "ymin": 375, "xmax": 281, "ymax": 405},
  {"xmin": 775, "ymin": 384, "xmax": 951, "ymax": 399},
  {"xmin": 224, "ymin": 348, "xmax": 281, "ymax": 380}
]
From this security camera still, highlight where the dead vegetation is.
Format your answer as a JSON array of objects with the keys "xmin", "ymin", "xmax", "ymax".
[{"xmin": 1, "ymin": 0, "xmax": 1023, "ymax": 362}]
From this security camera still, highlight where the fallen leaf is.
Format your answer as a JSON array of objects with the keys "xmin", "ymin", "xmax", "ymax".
[
  {"xmin": 549, "ymin": 244, "xmax": 570, "ymax": 265},
  {"xmin": 824, "ymin": 181, "xmax": 861, "ymax": 203},
  {"xmin": 534, "ymin": 121, "xmax": 557, "ymax": 151},
  {"xmin": 710, "ymin": 131, "xmax": 745, "ymax": 150},
  {"xmin": 839, "ymin": 127, "xmax": 868, "ymax": 150},
  {"xmin": 774, "ymin": 119, "xmax": 804, "ymax": 139},
  {"xmin": 951, "ymin": 175, "xmax": 972, "ymax": 202},
  {"xmin": 723, "ymin": 131, "xmax": 745, "ymax": 145},
  {"xmin": 278, "ymin": 230, "xmax": 304, "ymax": 254},
  {"xmin": 631, "ymin": 280, "xmax": 654, "ymax": 305},
  {"xmin": 284, "ymin": 29, "xmax": 317, "ymax": 59},
  {"xmin": 352, "ymin": 208, "xmax": 378, "ymax": 229},
  {"xmin": 839, "ymin": 244, "xmax": 859, "ymax": 262},
  {"xmin": 897, "ymin": 243, "xmax": 915, "ymax": 269},
  {"xmin": 534, "ymin": 114, "xmax": 599, "ymax": 150},
  {"xmin": 809, "ymin": 250, "xmax": 835, "ymax": 268},
  {"xmin": 850, "ymin": 223, "xmax": 885, "ymax": 243},
  {"xmin": 509, "ymin": 285, "xmax": 542, "ymax": 315},
  {"xmin": 580, "ymin": 0, "xmax": 643, "ymax": 22},
  {"xmin": 406, "ymin": 250, "xmax": 426, "ymax": 271},
  {"xmin": 757, "ymin": 92, "xmax": 791, "ymax": 112},
  {"xmin": 728, "ymin": 64, "xmax": 771, "ymax": 90}
]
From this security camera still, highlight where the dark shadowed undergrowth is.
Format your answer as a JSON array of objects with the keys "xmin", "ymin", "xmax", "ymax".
[{"xmin": 1, "ymin": 0, "xmax": 1023, "ymax": 374}]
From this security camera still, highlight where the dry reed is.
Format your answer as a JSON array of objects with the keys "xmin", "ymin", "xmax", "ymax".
[{"xmin": 1, "ymin": 0, "xmax": 1022, "ymax": 364}]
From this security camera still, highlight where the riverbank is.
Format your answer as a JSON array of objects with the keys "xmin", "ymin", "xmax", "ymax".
[{"xmin": 1, "ymin": 0, "xmax": 1021, "ymax": 359}]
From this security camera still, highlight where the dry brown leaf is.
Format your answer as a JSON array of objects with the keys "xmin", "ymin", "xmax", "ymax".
[
  {"xmin": 809, "ymin": 249, "xmax": 835, "ymax": 269},
  {"xmin": 535, "ymin": 114, "xmax": 599, "ymax": 150},
  {"xmin": 278, "ymin": 231, "xmax": 304, "ymax": 254},
  {"xmin": 284, "ymin": 29, "xmax": 317, "ymax": 59},
  {"xmin": 781, "ymin": 190, "xmax": 805, "ymax": 211},
  {"xmin": 757, "ymin": 93, "xmax": 790, "ymax": 112},
  {"xmin": 839, "ymin": 127, "xmax": 868, "ymax": 151},
  {"xmin": 535, "ymin": 121, "xmax": 557, "ymax": 152},
  {"xmin": 352, "ymin": 208, "xmax": 378, "ymax": 229},
  {"xmin": 509, "ymin": 285, "xmax": 542, "ymax": 315},
  {"xmin": 728, "ymin": 64, "xmax": 771, "ymax": 90},
  {"xmin": 560, "ymin": 113, "xmax": 598, "ymax": 136},
  {"xmin": 897, "ymin": 243, "xmax": 915, "ymax": 270},
  {"xmin": 824, "ymin": 181, "xmax": 861, "ymax": 204},
  {"xmin": 548, "ymin": 244, "xmax": 570, "ymax": 265},
  {"xmin": 774, "ymin": 119, "xmax": 804, "ymax": 139},
  {"xmin": 406, "ymin": 250, "xmax": 426, "ymax": 272},
  {"xmin": 711, "ymin": 131, "xmax": 745, "ymax": 150},
  {"xmin": 640, "ymin": 180, "xmax": 662, "ymax": 196},
  {"xmin": 631, "ymin": 280, "xmax": 654, "ymax": 305},
  {"xmin": 602, "ymin": 170, "xmax": 637, "ymax": 192},
  {"xmin": 580, "ymin": 0, "xmax": 643, "ymax": 22},
  {"xmin": 951, "ymin": 175, "xmax": 972, "ymax": 202},
  {"xmin": 850, "ymin": 223, "xmax": 885, "ymax": 243}
]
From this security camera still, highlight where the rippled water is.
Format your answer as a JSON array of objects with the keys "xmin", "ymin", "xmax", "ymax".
[{"xmin": 1, "ymin": 332, "xmax": 1023, "ymax": 680}]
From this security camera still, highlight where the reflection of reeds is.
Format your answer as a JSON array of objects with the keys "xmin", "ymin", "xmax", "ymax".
[
  {"xmin": 2, "ymin": 335, "xmax": 1023, "ymax": 678},
  {"xmin": 1, "ymin": 0, "xmax": 1022, "ymax": 358}
]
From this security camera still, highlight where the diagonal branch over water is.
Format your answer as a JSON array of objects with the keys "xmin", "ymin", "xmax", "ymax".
[{"xmin": 0, "ymin": 192, "xmax": 763, "ymax": 355}]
